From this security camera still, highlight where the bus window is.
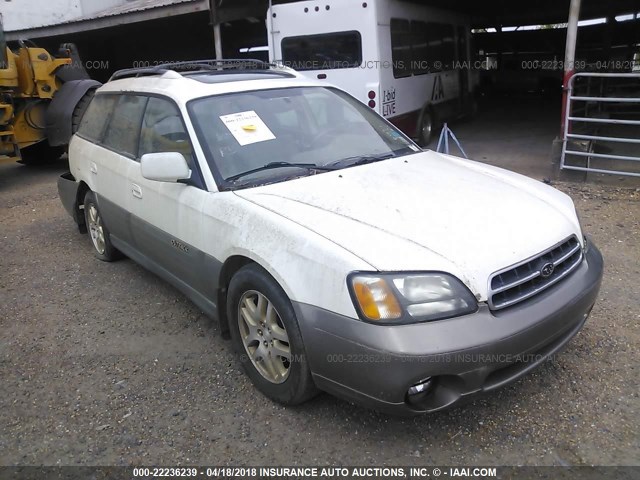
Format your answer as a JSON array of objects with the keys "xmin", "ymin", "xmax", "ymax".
[
  {"xmin": 424, "ymin": 23, "xmax": 456, "ymax": 71},
  {"xmin": 433, "ymin": 23, "xmax": 456, "ymax": 70},
  {"xmin": 426, "ymin": 23, "xmax": 443, "ymax": 71},
  {"xmin": 392, "ymin": 20, "xmax": 456, "ymax": 76},
  {"xmin": 391, "ymin": 18, "xmax": 412, "ymax": 78},
  {"xmin": 281, "ymin": 31, "xmax": 362, "ymax": 71},
  {"xmin": 411, "ymin": 20, "xmax": 429, "ymax": 74},
  {"xmin": 441, "ymin": 24, "xmax": 456, "ymax": 69}
]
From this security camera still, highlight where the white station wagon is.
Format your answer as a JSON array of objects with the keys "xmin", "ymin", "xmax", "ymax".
[{"xmin": 58, "ymin": 60, "xmax": 603, "ymax": 415}]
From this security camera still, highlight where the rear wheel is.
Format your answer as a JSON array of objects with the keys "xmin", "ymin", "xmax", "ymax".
[
  {"xmin": 417, "ymin": 108, "xmax": 435, "ymax": 147},
  {"xmin": 83, "ymin": 191, "xmax": 121, "ymax": 262},
  {"xmin": 228, "ymin": 264, "xmax": 318, "ymax": 405}
]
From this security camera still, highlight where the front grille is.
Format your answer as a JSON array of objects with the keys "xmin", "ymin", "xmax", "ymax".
[{"xmin": 488, "ymin": 236, "xmax": 583, "ymax": 310}]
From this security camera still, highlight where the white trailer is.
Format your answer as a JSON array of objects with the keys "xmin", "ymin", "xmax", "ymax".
[{"xmin": 267, "ymin": 0, "xmax": 475, "ymax": 144}]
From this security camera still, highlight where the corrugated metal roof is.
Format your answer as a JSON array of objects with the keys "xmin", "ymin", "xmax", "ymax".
[
  {"xmin": 71, "ymin": 0, "xmax": 199, "ymax": 25},
  {"xmin": 6, "ymin": 0, "xmax": 209, "ymax": 39}
]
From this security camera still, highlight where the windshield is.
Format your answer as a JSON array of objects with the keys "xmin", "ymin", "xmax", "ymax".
[{"xmin": 188, "ymin": 86, "xmax": 418, "ymax": 189}]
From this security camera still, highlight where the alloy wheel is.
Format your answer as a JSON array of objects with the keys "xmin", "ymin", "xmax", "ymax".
[{"xmin": 237, "ymin": 290, "xmax": 291, "ymax": 384}]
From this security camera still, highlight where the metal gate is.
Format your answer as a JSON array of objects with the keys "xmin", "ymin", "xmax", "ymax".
[{"xmin": 561, "ymin": 72, "xmax": 640, "ymax": 177}]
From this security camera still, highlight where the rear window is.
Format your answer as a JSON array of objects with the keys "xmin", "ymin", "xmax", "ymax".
[
  {"xmin": 281, "ymin": 31, "xmax": 362, "ymax": 71},
  {"xmin": 102, "ymin": 95, "xmax": 148, "ymax": 157},
  {"xmin": 76, "ymin": 94, "xmax": 117, "ymax": 143}
]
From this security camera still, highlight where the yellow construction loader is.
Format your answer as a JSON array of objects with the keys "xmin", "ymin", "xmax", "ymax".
[{"xmin": 0, "ymin": 16, "xmax": 99, "ymax": 164}]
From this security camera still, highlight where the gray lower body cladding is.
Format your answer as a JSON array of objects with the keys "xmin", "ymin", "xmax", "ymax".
[
  {"xmin": 294, "ymin": 242, "xmax": 603, "ymax": 415},
  {"xmin": 57, "ymin": 172, "xmax": 83, "ymax": 227},
  {"xmin": 58, "ymin": 172, "xmax": 604, "ymax": 415}
]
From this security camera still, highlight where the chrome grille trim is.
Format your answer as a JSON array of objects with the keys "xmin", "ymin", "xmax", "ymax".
[
  {"xmin": 554, "ymin": 242, "xmax": 582, "ymax": 265},
  {"xmin": 488, "ymin": 236, "xmax": 584, "ymax": 310}
]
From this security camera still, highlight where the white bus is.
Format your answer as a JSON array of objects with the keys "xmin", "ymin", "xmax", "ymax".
[{"xmin": 267, "ymin": 0, "xmax": 476, "ymax": 144}]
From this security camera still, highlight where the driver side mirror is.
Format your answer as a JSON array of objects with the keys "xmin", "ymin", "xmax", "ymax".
[{"xmin": 140, "ymin": 152, "xmax": 191, "ymax": 183}]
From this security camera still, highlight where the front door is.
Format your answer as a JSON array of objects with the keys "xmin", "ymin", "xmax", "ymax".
[{"xmin": 127, "ymin": 96, "xmax": 214, "ymax": 298}]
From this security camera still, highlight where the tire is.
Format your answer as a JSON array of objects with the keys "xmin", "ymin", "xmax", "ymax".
[
  {"xmin": 227, "ymin": 264, "xmax": 318, "ymax": 405},
  {"xmin": 83, "ymin": 190, "xmax": 122, "ymax": 262},
  {"xmin": 72, "ymin": 89, "xmax": 96, "ymax": 134},
  {"xmin": 417, "ymin": 107, "xmax": 435, "ymax": 147},
  {"xmin": 19, "ymin": 140, "xmax": 65, "ymax": 165}
]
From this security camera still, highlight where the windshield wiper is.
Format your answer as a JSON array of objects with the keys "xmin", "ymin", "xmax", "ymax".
[
  {"xmin": 225, "ymin": 161, "xmax": 336, "ymax": 182},
  {"xmin": 326, "ymin": 153, "xmax": 396, "ymax": 169}
]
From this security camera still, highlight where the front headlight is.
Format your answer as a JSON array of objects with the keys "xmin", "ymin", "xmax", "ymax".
[{"xmin": 348, "ymin": 272, "xmax": 478, "ymax": 324}]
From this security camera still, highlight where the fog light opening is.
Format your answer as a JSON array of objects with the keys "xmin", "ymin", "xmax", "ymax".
[{"xmin": 406, "ymin": 377, "xmax": 436, "ymax": 405}]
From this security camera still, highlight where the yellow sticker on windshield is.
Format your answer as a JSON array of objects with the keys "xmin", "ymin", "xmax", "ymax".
[{"xmin": 220, "ymin": 111, "xmax": 275, "ymax": 146}]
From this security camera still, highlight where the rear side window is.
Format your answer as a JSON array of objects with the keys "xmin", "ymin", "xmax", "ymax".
[
  {"xmin": 102, "ymin": 95, "xmax": 148, "ymax": 157},
  {"xmin": 281, "ymin": 31, "xmax": 362, "ymax": 70},
  {"xmin": 76, "ymin": 94, "xmax": 117, "ymax": 143}
]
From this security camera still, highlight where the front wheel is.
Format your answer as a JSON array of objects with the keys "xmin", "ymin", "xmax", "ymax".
[{"xmin": 228, "ymin": 264, "xmax": 318, "ymax": 405}]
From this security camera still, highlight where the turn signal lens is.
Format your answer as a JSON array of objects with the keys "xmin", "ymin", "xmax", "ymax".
[{"xmin": 352, "ymin": 276, "xmax": 402, "ymax": 321}]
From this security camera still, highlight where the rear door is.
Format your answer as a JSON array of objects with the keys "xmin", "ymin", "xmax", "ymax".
[{"xmin": 95, "ymin": 94, "xmax": 148, "ymax": 248}]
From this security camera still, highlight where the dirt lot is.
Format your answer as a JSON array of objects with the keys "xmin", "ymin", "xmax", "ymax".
[{"xmin": 0, "ymin": 158, "xmax": 638, "ymax": 467}]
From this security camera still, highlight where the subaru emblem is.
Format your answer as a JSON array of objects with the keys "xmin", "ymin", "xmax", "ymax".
[{"xmin": 540, "ymin": 262, "xmax": 555, "ymax": 278}]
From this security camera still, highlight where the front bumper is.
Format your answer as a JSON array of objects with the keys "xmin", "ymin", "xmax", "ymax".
[{"xmin": 294, "ymin": 241, "xmax": 603, "ymax": 415}]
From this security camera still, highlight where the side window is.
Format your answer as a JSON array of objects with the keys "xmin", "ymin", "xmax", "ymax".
[
  {"xmin": 102, "ymin": 95, "xmax": 147, "ymax": 157},
  {"xmin": 280, "ymin": 31, "xmax": 362, "ymax": 70},
  {"xmin": 77, "ymin": 94, "xmax": 117, "ymax": 143},
  {"xmin": 389, "ymin": 21, "xmax": 457, "ymax": 76},
  {"xmin": 411, "ymin": 21, "xmax": 429, "ymax": 75},
  {"xmin": 426, "ymin": 22, "xmax": 444, "ymax": 72},
  {"xmin": 427, "ymin": 23, "xmax": 455, "ymax": 71},
  {"xmin": 391, "ymin": 18, "xmax": 412, "ymax": 78},
  {"xmin": 139, "ymin": 97, "xmax": 193, "ymax": 160},
  {"xmin": 440, "ymin": 24, "xmax": 456, "ymax": 70}
]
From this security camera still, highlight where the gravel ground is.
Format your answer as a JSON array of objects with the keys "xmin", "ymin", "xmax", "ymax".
[{"xmin": 0, "ymin": 158, "xmax": 638, "ymax": 467}]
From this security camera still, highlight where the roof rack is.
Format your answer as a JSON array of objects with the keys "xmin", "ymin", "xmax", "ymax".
[{"xmin": 109, "ymin": 59, "xmax": 278, "ymax": 82}]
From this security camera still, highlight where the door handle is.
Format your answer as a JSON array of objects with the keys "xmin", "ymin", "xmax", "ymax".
[
  {"xmin": 131, "ymin": 183, "xmax": 142, "ymax": 199},
  {"xmin": 90, "ymin": 162, "xmax": 97, "ymax": 175}
]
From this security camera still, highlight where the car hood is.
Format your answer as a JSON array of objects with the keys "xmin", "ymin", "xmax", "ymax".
[{"xmin": 234, "ymin": 151, "xmax": 581, "ymax": 300}]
